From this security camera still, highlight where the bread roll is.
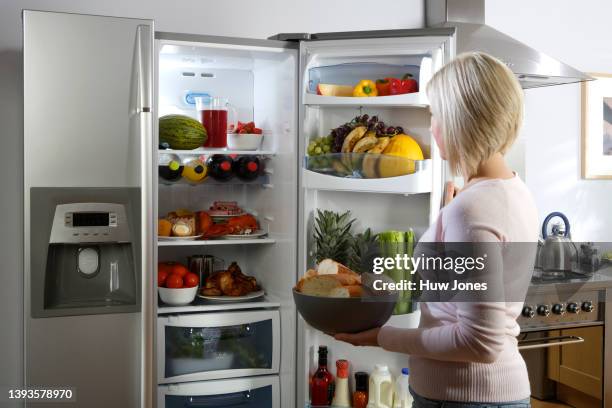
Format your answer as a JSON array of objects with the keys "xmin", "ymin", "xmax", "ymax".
[
  {"xmin": 328, "ymin": 285, "xmax": 363, "ymax": 298},
  {"xmin": 317, "ymin": 259, "xmax": 361, "ymax": 280}
]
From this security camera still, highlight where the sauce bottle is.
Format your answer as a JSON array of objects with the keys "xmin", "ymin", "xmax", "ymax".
[
  {"xmin": 233, "ymin": 155, "xmax": 262, "ymax": 181},
  {"xmin": 182, "ymin": 158, "xmax": 208, "ymax": 182},
  {"xmin": 353, "ymin": 372, "xmax": 369, "ymax": 408},
  {"xmin": 206, "ymin": 154, "xmax": 234, "ymax": 182},
  {"xmin": 310, "ymin": 346, "xmax": 334, "ymax": 406},
  {"xmin": 331, "ymin": 359, "xmax": 351, "ymax": 407},
  {"xmin": 159, "ymin": 153, "xmax": 183, "ymax": 182}
]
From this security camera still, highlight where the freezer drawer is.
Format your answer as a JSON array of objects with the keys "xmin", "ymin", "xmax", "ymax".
[
  {"xmin": 157, "ymin": 310, "xmax": 280, "ymax": 383},
  {"xmin": 158, "ymin": 376, "xmax": 280, "ymax": 408}
]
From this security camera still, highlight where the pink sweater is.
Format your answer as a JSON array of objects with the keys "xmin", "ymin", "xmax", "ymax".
[{"xmin": 378, "ymin": 174, "xmax": 539, "ymax": 402}]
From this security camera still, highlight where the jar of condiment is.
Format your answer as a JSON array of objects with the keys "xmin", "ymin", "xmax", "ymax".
[{"xmin": 353, "ymin": 371, "xmax": 369, "ymax": 408}]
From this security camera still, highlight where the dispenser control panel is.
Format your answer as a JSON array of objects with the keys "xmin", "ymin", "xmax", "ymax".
[
  {"xmin": 49, "ymin": 203, "xmax": 130, "ymax": 244},
  {"xmin": 65, "ymin": 211, "xmax": 117, "ymax": 228}
]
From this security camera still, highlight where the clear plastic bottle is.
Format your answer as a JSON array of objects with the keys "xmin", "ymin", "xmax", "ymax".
[{"xmin": 392, "ymin": 368, "xmax": 412, "ymax": 408}]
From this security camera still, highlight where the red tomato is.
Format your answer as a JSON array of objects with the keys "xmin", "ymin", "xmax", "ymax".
[
  {"xmin": 183, "ymin": 272, "xmax": 200, "ymax": 288},
  {"xmin": 158, "ymin": 269, "xmax": 168, "ymax": 287},
  {"xmin": 170, "ymin": 263, "xmax": 189, "ymax": 278},
  {"xmin": 165, "ymin": 274, "xmax": 184, "ymax": 288},
  {"xmin": 158, "ymin": 262, "xmax": 172, "ymax": 275}
]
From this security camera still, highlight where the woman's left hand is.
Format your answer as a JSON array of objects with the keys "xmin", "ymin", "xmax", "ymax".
[{"xmin": 334, "ymin": 327, "xmax": 381, "ymax": 347}]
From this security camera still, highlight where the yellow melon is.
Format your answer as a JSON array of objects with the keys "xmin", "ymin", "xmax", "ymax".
[{"xmin": 378, "ymin": 134, "xmax": 424, "ymax": 178}]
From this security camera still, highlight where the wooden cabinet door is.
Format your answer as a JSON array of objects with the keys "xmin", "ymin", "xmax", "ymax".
[{"xmin": 548, "ymin": 326, "xmax": 603, "ymax": 400}]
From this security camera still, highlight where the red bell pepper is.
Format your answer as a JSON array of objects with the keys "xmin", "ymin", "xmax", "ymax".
[
  {"xmin": 400, "ymin": 74, "xmax": 418, "ymax": 94},
  {"xmin": 375, "ymin": 79, "xmax": 391, "ymax": 96},
  {"xmin": 386, "ymin": 77, "xmax": 403, "ymax": 95}
]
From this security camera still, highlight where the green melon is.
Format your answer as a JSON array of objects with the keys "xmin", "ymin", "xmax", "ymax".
[{"xmin": 159, "ymin": 115, "xmax": 207, "ymax": 150}]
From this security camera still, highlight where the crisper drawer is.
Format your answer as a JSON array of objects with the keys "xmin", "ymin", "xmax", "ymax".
[
  {"xmin": 157, "ymin": 310, "xmax": 280, "ymax": 383},
  {"xmin": 158, "ymin": 376, "xmax": 280, "ymax": 408}
]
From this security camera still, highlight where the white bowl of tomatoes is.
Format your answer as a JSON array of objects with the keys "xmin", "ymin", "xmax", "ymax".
[
  {"xmin": 227, "ymin": 121, "xmax": 263, "ymax": 150},
  {"xmin": 158, "ymin": 262, "xmax": 200, "ymax": 306}
]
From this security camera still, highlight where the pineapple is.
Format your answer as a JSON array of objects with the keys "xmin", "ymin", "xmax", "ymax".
[
  {"xmin": 347, "ymin": 228, "xmax": 378, "ymax": 274},
  {"xmin": 313, "ymin": 210, "xmax": 355, "ymax": 265}
]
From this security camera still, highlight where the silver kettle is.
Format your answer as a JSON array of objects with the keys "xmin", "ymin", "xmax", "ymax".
[{"xmin": 536, "ymin": 212, "xmax": 578, "ymax": 277}]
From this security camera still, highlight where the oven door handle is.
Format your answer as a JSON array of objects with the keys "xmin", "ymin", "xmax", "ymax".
[{"xmin": 518, "ymin": 335, "xmax": 584, "ymax": 350}]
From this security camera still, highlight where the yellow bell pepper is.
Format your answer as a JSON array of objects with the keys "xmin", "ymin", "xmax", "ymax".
[{"xmin": 353, "ymin": 80, "xmax": 378, "ymax": 97}]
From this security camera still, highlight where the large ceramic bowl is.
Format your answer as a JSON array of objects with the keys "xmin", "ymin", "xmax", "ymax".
[{"xmin": 293, "ymin": 288, "xmax": 398, "ymax": 334}]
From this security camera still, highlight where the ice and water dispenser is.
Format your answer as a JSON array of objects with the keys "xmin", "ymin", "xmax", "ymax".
[{"xmin": 30, "ymin": 189, "xmax": 140, "ymax": 318}]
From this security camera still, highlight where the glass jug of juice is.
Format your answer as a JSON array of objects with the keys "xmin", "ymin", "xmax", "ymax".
[{"xmin": 195, "ymin": 96, "xmax": 237, "ymax": 148}]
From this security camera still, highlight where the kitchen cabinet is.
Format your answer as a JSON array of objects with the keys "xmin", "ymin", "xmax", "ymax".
[{"xmin": 547, "ymin": 326, "xmax": 603, "ymax": 403}]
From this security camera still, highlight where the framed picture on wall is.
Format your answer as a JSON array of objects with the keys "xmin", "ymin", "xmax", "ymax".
[{"xmin": 582, "ymin": 72, "xmax": 612, "ymax": 179}]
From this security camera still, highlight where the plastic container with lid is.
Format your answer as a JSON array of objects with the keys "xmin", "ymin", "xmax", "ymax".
[{"xmin": 367, "ymin": 364, "xmax": 393, "ymax": 408}]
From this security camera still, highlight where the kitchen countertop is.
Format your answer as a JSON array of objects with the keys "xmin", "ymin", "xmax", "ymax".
[{"xmin": 528, "ymin": 264, "xmax": 612, "ymax": 295}]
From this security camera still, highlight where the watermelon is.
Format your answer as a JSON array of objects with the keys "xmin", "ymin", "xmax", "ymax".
[{"xmin": 159, "ymin": 115, "xmax": 207, "ymax": 150}]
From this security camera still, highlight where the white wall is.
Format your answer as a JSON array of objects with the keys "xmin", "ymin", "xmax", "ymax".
[
  {"xmin": 486, "ymin": 0, "xmax": 612, "ymax": 241},
  {"xmin": 0, "ymin": 0, "xmax": 423, "ymax": 406}
]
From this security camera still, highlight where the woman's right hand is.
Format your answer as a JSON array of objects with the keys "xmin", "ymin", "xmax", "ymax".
[{"xmin": 444, "ymin": 181, "xmax": 458, "ymax": 206}]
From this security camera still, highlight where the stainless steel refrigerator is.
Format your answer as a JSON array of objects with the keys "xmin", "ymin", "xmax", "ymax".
[
  {"xmin": 23, "ymin": 6, "xmax": 591, "ymax": 408},
  {"xmin": 23, "ymin": 10, "xmax": 155, "ymax": 408}
]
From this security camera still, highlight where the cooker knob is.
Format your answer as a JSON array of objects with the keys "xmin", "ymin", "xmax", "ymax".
[
  {"xmin": 567, "ymin": 302, "xmax": 579, "ymax": 314},
  {"xmin": 552, "ymin": 303, "xmax": 565, "ymax": 315},
  {"xmin": 536, "ymin": 305, "xmax": 550, "ymax": 316},
  {"xmin": 522, "ymin": 305, "xmax": 535, "ymax": 318},
  {"xmin": 581, "ymin": 301, "xmax": 594, "ymax": 313}
]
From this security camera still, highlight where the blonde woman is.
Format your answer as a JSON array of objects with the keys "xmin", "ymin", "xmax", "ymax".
[{"xmin": 335, "ymin": 52, "xmax": 538, "ymax": 408}]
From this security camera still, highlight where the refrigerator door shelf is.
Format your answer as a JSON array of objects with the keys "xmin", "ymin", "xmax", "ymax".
[
  {"xmin": 303, "ymin": 92, "xmax": 429, "ymax": 107},
  {"xmin": 302, "ymin": 161, "xmax": 433, "ymax": 194}
]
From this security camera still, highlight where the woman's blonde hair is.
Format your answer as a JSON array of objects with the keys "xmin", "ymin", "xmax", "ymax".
[{"xmin": 426, "ymin": 51, "xmax": 524, "ymax": 176}]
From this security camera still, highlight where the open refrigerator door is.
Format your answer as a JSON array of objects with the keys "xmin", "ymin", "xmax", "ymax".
[{"xmin": 296, "ymin": 31, "xmax": 454, "ymax": 407}]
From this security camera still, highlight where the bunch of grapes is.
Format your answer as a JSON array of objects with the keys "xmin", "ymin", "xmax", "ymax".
[
  {"xmin": 327, "ymin": 114, "xmax": 407, "ymax": 153},
  {"xmin": 307, "ymin": 135, "xmax": 333, "ymax": 156}
]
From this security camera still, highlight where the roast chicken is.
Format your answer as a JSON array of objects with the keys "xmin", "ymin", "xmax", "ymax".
[{"xmin": 200, "ymin": 262, "xmax": 260, "ymax": 297}]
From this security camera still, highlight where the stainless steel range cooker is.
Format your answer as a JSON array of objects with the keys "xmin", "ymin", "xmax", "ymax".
[{"xmin": 518, "ymin": 271, "xmax": 612, "ymax": 407}]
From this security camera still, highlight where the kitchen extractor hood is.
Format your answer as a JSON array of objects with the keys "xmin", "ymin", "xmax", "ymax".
[{"xmin": 426, "ymin": 0, "xmax": 592, "ymax": 88}]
